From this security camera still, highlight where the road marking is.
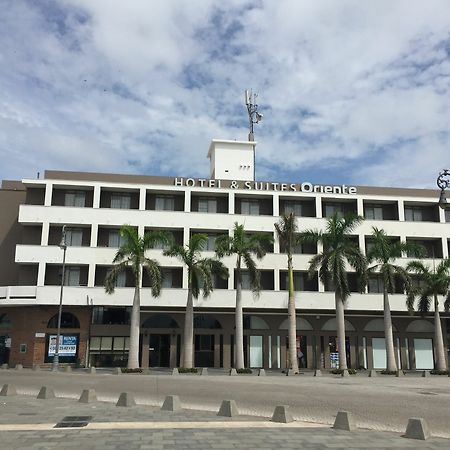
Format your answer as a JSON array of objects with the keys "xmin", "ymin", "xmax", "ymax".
[{"xmin": 0, "ymin": 421, "xmax": 328, "ymax": 432}]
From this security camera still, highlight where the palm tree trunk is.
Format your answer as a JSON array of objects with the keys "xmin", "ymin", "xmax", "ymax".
[
  {"xmin": 287, "ymin": 254, "xmax": 299, "ymax": 373},
  {"xmin": 127, "ymin": 286, "xmax": 141, "ymax": 369},
  {"xmin": 335, "ymin": 291, "xmax": 348, "ymax": 370},
  {"xmin": 434, "ymin": 295, "xmax": 447, "ymax": 371},
  {"xmin": 235, "ymin": 263, "xmax": 245, "ymax": 370},
  {"xmin": 183, "ymin": 288, "xmax": 194, "ymax": 368},
  {"xmin": 383, "ymin": 287, "xmax": 397, "ymax": 372}
]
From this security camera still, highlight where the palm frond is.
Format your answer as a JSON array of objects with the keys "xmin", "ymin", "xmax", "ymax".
[
  {"xmin": 104, "ymin": 262, "xmax": 129, "ymax": 294},
  {"xmin": 143, "ymin": 258, "xmax": 162, "ymax": 298}
]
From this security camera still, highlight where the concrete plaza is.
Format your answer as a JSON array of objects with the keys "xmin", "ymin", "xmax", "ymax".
[{"xmin": 0, "ymin": 368, "xmax": 449, "ymax": 449}]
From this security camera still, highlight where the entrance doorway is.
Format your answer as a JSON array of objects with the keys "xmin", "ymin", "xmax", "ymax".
[
  {"xmin": 149, "ymin": 334, "xmax": 170, "ymax": 367},
  {"xmin": 0, "ymin": 335, "xmax": 10, "ymax": 365},
  {"xmin": 328, "ymin": 336, "xmax": 351, "ymax": 368},
  {"xmin": 195, "ymin": 334, "xmax": 214, "ymax": 367}
]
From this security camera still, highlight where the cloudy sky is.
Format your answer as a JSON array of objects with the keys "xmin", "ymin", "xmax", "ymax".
[{"xmin": 1, "ymin": 1, "xmax": 450, "ymax": 188}]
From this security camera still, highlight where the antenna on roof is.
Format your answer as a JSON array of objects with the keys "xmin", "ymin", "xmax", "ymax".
[{"xmin": 245, "ymin": 89, "xmax": 263, "ymax": 141}]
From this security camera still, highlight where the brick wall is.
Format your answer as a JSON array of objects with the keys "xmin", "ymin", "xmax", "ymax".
[{"xmin": 0, "ymin": 305, "xmax": 91, "ymax": 368}]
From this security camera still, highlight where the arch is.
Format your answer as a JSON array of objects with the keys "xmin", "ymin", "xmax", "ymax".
[
  {"xmin": 364, "ymin": 318, "xmax": 397, "ymax": 332},
  {"xmin": 0, "ymin": 314, "xmax": 11, "ymax": 329},
  {"xmin": 406, "ymin": 320, "xmax": 434, "ymax": 333},
  {"xmin": 142, "ymin": 314, "xmax": 179, "ymax": 329},
  {"xmin": 47, "ymin": 312, "xmax": 80, "ymax": 329},
  {"xmin": 194, "ymin": 315, "xmax": 222, "ymax": 329},
  {"xmin": 321, "ymin": 318, "xmax": 355, "ymax": 332},
  {"xmin": 279, "ymin": 317, "xmax": 313, "ymax": 331},
  {"xmin": 244, "ymin": 315, "xmax": 270, "ymax": 330}
]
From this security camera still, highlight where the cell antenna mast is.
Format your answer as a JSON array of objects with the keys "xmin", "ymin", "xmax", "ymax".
[{"xmin": 245, "ymin": 89, "xmax": 263, "ymax": 141}]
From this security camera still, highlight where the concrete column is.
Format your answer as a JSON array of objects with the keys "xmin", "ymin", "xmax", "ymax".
[
  {"xmin": 87, "ymin": 263, "xmax": 95, "ymax": 288},
  {"xmin": 306, "ymin": 335, "xmax": 313, "ymax": 369},
  {"xmin": 280, "ymin": 335, "xmax": 287, "ymax": 369},
  {"xmin": 408, "ymin": 338, "xmax": 416, "ymax": 370},
  {"xmin": 442, "ymin": 237, "xmax": 448, "ymax": 258},
  {"xmin": 349, "ymin": 335, "xmax": 357, "ymax": 369},
  {"xmin": 44, "ymin": 182, "xmax": 53, "ymax": 206},
  {"xmin": 439, "ymin": 205, "xmax": 446, "ymax": 223},
  {"xmin": 272, "ymin": 194, "xmax": 279, "ymax": 217},
  {"xmin": 90, "ymin": 224, "xmax": 98, "ymax": 247},
  {"xmin": 270, "ymin": 335, "xmax": 278, "ymax": 369},
  {"xmin": 273, "ymin": 268, "xmax": 280, "ymax": 291},
  {"xmin": 214, "ymin": 334, "xmax": 220, "ymax": 368},
  {"xmin": 318, "ymin": 242, "xmax": 325, "ymax": 293},
  {"xmin": 263, "ymin": 334, "xmax": 270, "ymax": 369},
  {"xmin": 183, "ymin": 227, "xmax": 190, "ymax": 246},
  {"xmin": 356, "ymin": 198, "xmax": 364, "ymax": 217},
  {"xmin": 315, "ymin": 197, "xmax": 322, "ymax": 218},
  {"xmin": 273, "ymin": 233, "xmax": 280, "ymax": 254},
  {"xmin": 138, "ymin": 225, "xmax": 145, "ymax": 237},
  {"xmin": 323, "ymin": 334, "xmax": 331, "ymax": 369},
  {"xmin": 41, "ymin": 222, "xmax": 49, "ymax": 246},
  {"xmin": 93, "ymin": 185, "xmax": 101, "ymax": 209},
  {"xmin": 228, "ymin": 192, "xmax": 235, "ymax": 214},
  {"xmin": 398, "ymin": 199, "xmax": 405, "ymax": 221},
  {"xmin": 184, "ymin": 190, "xmax": 191, "ymax": 212},
  {"xmin": 359, "ymin": 234, "xmax": 366, "ymax": 255},
  {"xmin": 314, "ymin": 334, "xmax": 322, "ymax": 369},
  {"xmin": 139, "ymin": 188, "xmax": 146, "ymax": 211},
  {"xmin": 170, "ymin": 334, "xmax": 177, "ymax": 368},
  {"xmin": 223, "ymin": 334, "xmax": 231, "ymax": 369},
  {"xmin": 37, "ymin": 262, "xmax": 46, "ymax": 286},
  {"xmin": 366, "ymin": 338, "xmax": 374, "ymax": 369},
  {"xmin": 141, "ymin": 334, "xmax": 149, "ymax": 369},
  {"xmin": 182, "ymin": 267, "xmax": 188, "ymax": 289}
]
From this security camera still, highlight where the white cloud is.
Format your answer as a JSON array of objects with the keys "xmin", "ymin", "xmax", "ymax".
[{"xmin": 0, "ymin": 0, "xmax": 449, "ymax": 187}]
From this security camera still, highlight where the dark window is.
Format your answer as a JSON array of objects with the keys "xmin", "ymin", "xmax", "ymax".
[
  {"xmin": 47, "ymin": 312, "xmax": 80, "ymax": 328},
  {"xmin": 141, "ymin": 314, "xmax": 179, "ymax": 328},
  {"xmin": 194, "ymin": 316, "xmax": 222, "ymax": 329},
  {"xmin": 92, "ymin": 307, "xmax": 130, "ymax": 325}
]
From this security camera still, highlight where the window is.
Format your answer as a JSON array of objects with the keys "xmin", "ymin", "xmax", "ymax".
[
  {"xmin": 195, "ymin": 334, "xmax": 214, "ymax": 351},
  {"xmin": 445, "ymin": 209, "xmax": 450, "ymax": 222},
  {"xmin": 64, "ymin": 267, "xmax": 80, "ymax": 286},
  {"xmin": 108, "ymin": 230, "xmax": 125, "ymax": 248},
  {"xmin": 365, "ymin": 205, "xmax": 383, "ymax": 220},
  {"xmin": 48, "ymin": 312, "xmax": 80, "ymax": 328},
  {"xmin": 368, "ymin": 276, "xmax": 383, "ymax": 293},
  {"xmin": 284, "ymin": 272, "xmax": 305, "ymax": 291},
  {"xmin": 404, "ymin": 207, "xmax": 423, "ymax": 222},
  {"xmin": 155, "ymin": 195, "xmax": 175, "ymax": 211},
  {"xmin": 240, "ymin": 272, "xmax": 252, "ymax": 290},
  {"xmin": 324, "ymin": 203, "xmax": 344, "ymax": 218},
  {"xmin": 110, "ymin": 193, "xmax": 131, "ymax": 209},
  {"xmin": 162, "ymin": 270, "xmax": 173, "ymax": 288},
  {"xmin": 92, "ymin": 307, "xmax": 130, "ymax": 325},
  {"xmin": 198, "ymin": 197, "xmax": 217, "ymax": 213},
  {"xmin": 19, "ymin": 344, "xmax": 27, "ymax": 353},
  {"xmin": 241, "ymin": 199, "xmax": 260, "ymax": 215},
  {"xmin": 64, "ymin": 191, "xmax": 85, "ymax": 207},
  {"xmin": 153, "ymin": 231, "xmax": 173, "ymax": 250},
  {"xmin": 206, "ymin": 234, "xmax": 218, "ymax": 251},
  {"xmin": 284, "ymin": 202, "xmax": 302, "ymax": 216},
  {"xmin": 116, "ymin": 271, "xmax": 126, "ymax": 287},
  {"xmin": 65, "ymin": 228, "xmax": 83, "ymax": 246}
]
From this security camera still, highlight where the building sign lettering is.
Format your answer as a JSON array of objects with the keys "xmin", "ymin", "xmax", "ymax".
[{"xmin": 174, "ymin": 178, "xmax": 357, "ymax": 195}]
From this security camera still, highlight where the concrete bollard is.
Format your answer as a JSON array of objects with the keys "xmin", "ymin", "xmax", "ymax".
[
  {"xmin": 161, "ymin": 395, "xmax": 182, "ymax": 412},
  {"xmin": 0, "ymin": 384, "xmax": 16, "ymax": 396},
  {"xmin": 286, "ymin": 369, "xmax": 299, "ymax": 376},
  {"xmin": 200, "ymin": 368, "xmax": 208, "ymax": 376},
  {"xmin": 171, "ymin": 368, "xmax": 179, "ymax": 376},
  {"xmin": 404, "ymin": 417, "xmax": 430, "ymax": 440},
  {"xmin": 258, "ymin": 369, "xmax": 266, "ymax": 376},
  {"xmin": 88, "ymin": 367, "xmax": 96, "ymax": 374},
  {"xmin": 333, "ymin": 411, "xmax": 355, "ymax": 431},
  {"xmin": 271, "ymin": 405, "xmax": 293, "ymax": 423},
  {"xmin": 64, "ymin": 366, "xmax": 72, "ymax": 373},
  {"xmin": 79, "ymin": 389, "xmax": 97, "ymax": 403},
  {"xmin": 421, "ymin": 370, "xmax": 430, "ymax": 378},
  {"xmin": 368, "ymin": 369, "xmax": 377, "ymax": 377},
  {"xmin": 217, "ymin": 400, "xmax": 239, "ymax": 417},
  {"xmin": 314, "ymin": 369, "xmax": 322, "ymax": 377},
  {"xmin": 341, "ymin": 369, "xmax": 349, "ymax": 377},
  {"xmin": 113, "ymin": 367, "xmax": 122, "ymax": 375},
  {"xmin": 1, "ymin": 363, "xmax": 8, "ymax": 370},
  {"xmin": 15, "ymin": 364, "xmax": 23, "ymax": 370},
  {"xmin": 32, "ymin": 365, "xmax": 41, "ymax": 371},
  {"xmin": 396, "ymin": 370, "xmax": 404, "ymax": 377},
  {"xmin": 230, "ymin": 368, "xmax": 238, "ymax": 376},
  {"xmin": 116, "ymin": 392, "xmax": 136, "ymax": 407},
  {"xmin": 37, "ymin": 386, "xmax": 55, "ymax": 400}
]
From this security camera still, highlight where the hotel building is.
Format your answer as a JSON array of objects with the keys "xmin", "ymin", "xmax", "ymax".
[{"xmin": 0, "ymin": 139, "xmax": 449, "ymax": 370}]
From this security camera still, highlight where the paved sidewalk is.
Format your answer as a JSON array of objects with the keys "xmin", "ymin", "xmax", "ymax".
[{"xmin": 0, "ymin": 394, "xmax": 449, "ymax": 449}]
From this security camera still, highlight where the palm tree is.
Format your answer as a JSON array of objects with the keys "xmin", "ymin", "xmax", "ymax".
[
  {"xmin": 301, "ymin": 213, "xmax": 367, "ymax": 370},
  {"xmin": 367, "ymin": 228, "xmax": 423, "ymax": 372},
  {"xmin": 164, "ymin": 233, "xmax": 228, "ymax": 369},
  {"xmin": 406, "ymin": 258, "xmax": 450, "ymax": 372},
  {"xmin": 104, "ymin": 225, "xmax": 170, "ymax": 369},
  {"xmin": 215, "ymin": 223, "xmax": 273, "ymax": 370},
  {"xmin": 275, "ymin": 213, "xmax": 302, "ymax": 374}
]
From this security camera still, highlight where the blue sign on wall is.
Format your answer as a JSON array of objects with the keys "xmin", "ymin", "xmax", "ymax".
[{"xmin": 48, "ymin": 335, "xmax": 78, "ymax": 357}]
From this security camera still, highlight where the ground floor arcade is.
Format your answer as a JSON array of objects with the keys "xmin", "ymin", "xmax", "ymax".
[{"xmin": 0, "ymin": 306, "xmax": 448, "ymax": 370}]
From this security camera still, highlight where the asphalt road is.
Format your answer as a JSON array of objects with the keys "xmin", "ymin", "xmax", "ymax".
[{"xmin": 1, "ymin": 369, "xmax": 449, "ymax": 438}]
